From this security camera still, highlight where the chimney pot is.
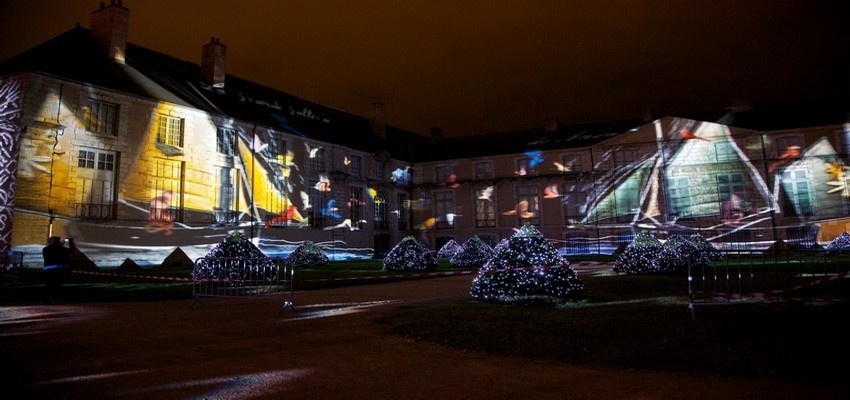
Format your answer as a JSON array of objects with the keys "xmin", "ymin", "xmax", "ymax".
[
  {"xmin": 430, "ymin": 127, "xmax": 444, "ymax": 143},
  {"xmin": 202, "ymin": 37, "xmax": 227, "ymax": 88},
  {"xmin": 90, "ymin": 0, "xmax": 130, "ymax": 63},
  {"xmin": 369, "ymin": 102, "xmax": 387, "ymax": 139}
]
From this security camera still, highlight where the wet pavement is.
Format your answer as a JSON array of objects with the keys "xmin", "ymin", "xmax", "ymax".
[{"xmin": 1, "ymin": 274, "xmax": 844, "ymax": 399}]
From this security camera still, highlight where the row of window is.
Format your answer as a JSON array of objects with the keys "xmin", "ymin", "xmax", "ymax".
[
  {"xmin": 436, "ymin": 156, "xmax": 585, "ymax": 183},
  {"xmin": 83, "ymin": 99, "xmax": 392, "ymax": 180},
  {"xmin": 430, "ymin": 170, "xmax": 819, "ymax": 230},
  {"xmin": 214, "ymin": 127, "xmax": 382, "ymax": 178},
  {"xmin": 434, "ymin": 137, "xmax": 808, "ymax": 183}
]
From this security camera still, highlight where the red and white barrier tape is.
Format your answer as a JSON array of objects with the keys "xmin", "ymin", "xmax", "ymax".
[{"xmin": 70, "ymin": 261, "xmax": 612, "ymax": 283}]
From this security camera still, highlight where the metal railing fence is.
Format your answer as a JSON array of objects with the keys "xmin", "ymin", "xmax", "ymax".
[{"xmin": 192, "ymin": 257, "xmax": 295, "ymax": 312}]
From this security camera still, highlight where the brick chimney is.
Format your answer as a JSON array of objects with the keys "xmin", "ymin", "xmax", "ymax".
[
  {"xmin": 90, "ymin": 0, "xmax": 130, "ymax": 63},
  {"xmin": 369, "ymin": 102, "xmax": 386, "ymax": 139},
  {"xmin": 430, "ymin": 127, "xmax": 444, "ymax": 144},
  {"xmin": 202, "ymin": 37, "xmax": 227, "ymax": 88}
]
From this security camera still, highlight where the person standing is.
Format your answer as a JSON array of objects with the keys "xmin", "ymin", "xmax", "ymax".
[{"xmin": 43, "ymin": 236, "xmax": 76, "ymax": 303}]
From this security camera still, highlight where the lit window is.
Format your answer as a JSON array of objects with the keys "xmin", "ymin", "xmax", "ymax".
[
  {"xmin": 349, "ymin": 187, "xmax": 363, "ymax": 221},
  {"xmin": 78, "ymin": 149, "xmax": 115, "ymax": 171},
  {"xmin": 85, "ymin": 99, "xmax": 118, "ymax": 136},
  {"xmin": 216, "ymin": 127, "xmax": 236, "ymax": 156},
  {"xmin": 475, "ymin": 187, "xmax": 496, "ymax": 228},
  {"xmin": 373, "ymin": 193, "xmax": 388, "ymax": 229},
  {"xmin": 156, "ymin": 115, "xmax": 184, "ymax": 147}
]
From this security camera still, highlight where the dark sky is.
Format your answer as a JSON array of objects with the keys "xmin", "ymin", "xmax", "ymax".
[{"xmin": 1, "ymin": 0, "xmax": 848, "ymax": 137}]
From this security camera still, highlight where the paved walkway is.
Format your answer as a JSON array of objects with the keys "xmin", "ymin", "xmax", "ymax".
[{"xmin": 0, "ymin": 274, "xmax": 844, "ymax": 399}]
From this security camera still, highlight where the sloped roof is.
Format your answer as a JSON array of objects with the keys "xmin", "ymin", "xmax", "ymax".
[
  {"xmin": 4, "ymin": 27, "xmax": 847, "ymax": 165},
  {"xmin": 411, "ymin": 117, "xmax": 648, "ymax": 162},
  {"xmin": 718, "ymin": 97, "xmax": 850, "ymax": 131},
  {"xmin": 0, "ymin": 26, "xmax": 426, "ymax": 162},
  {"xmin": 413, "ymin": 99, "xmax": 850, "ymax": 162},
  {"xmin": 0, "ymin": 27, "xmax": 153, "ymax": 98}
]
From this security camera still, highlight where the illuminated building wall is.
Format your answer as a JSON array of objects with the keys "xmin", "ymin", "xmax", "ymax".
[
  {"xmin": 0, "ymin": 1, "xmax": 419, "ymax": 267},
  {"xmin": 413, "ymin": 116, "xmax": 850, "ymax": 253},
  {"xmin": 2, "ymin": 1, "xmax": 848, "ymax": 267},
  {"xmin": 1, "ymin": 66, "xmax": 418, "ymax": 266}
]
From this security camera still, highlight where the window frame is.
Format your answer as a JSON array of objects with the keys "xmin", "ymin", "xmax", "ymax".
[
  {"xmin": 474, "ymin": 161, "xmax": 493, "ymax": 179},
  {"xmin": 475, "ymin": 186, "xmax": 496, "ymax": 228},
  {"xmin": 216, "ymin": 126, "xmax": 237, "ymax": 156},
  {"xmin": 85, "ymin": 98, "xmax": 119, "ymax": 136},
  {"xmin": 156, "ymin": 115, "xmax": 184, "ymax": 148}
]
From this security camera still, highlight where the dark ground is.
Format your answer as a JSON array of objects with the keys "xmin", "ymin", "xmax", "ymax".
[{"xmin": 1, "ymin": 274, "xmax": 845, "ymax": 400}]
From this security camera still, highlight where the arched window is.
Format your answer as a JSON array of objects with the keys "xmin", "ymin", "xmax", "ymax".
[{"xmin": 373, "ymin": 192, "xmax": 388, "ymax": 229}]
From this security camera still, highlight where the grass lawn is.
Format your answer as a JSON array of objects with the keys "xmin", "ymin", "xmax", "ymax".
[
  {"xmin": 2, "ymin": 257, "xmax": 847, "ymax": 388},
  {"xmin": 385, "ymin": 270, "xmax": 850, "ymax": 388}
]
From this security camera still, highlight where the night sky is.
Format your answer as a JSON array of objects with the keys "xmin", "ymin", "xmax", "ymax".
[{"xmin": 1, "ymin": 0, "xmax": 848, "ymax": 137}]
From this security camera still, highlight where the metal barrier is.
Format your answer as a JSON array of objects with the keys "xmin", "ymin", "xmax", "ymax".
[
  {"xmin": 192, "ymin": 257, "xmax": 295, "ymax": 312},
  {"xmin": 687, "ymin": 249, "xmax": 849, "ymax": 318},
  {"xmin": 1, "ymin": 251, "xmax": 24, "ymax": 278}
]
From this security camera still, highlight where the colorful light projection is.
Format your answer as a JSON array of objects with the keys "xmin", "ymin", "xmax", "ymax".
[
  {"xmin": 390, "ymin": 166, "xmax": 411, "ymax": 185},
  {"xmin": 0, "ymin": 77, "xmax": 23, "ymax": 253},
  {"xmin": 419, "ymin": 117, "xmax": 850, "ymax": 250},
  {"xmin": 6, "ymin": 88, "xmax": 399, "ymax": 266}
]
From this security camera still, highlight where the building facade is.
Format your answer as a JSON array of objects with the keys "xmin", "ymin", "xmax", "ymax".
[
  {"xmin": 2, "ymin": 1, "xmax": 849, "ymax": 268},
  {"xmin": 0, "ymin": 1, "xmax": 422, "ymax": 267},
  {"xmin": 412, "ymin": 111, "xmax": 850, "ymax": 254}
]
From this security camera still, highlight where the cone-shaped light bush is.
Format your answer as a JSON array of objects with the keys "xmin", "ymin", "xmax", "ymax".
[
  {"xmin": 686, "ymin": 233, "xmax": 725, "ymax": 266},
  {"xmin": 450, "ymin": 236, "xmax": 495, "ymax": 268},
  {"xmin": 284, "ymin": 240, "xmax": 329, "ymax": 267},
  {"xmin": 382, "ymin": 236, "xmax": 438, "ymax": 271},
  {"xmin": 470, "ymin": 225, "xmax": 584, "ymax": 305},
  {"xmin": 193, "ymin": 231, "xmax": 276, "ymax": 284},
  {"xmin": 826, "ymin": 232, "xmax": 850, "ymax": 253},
  {"xmin": 437, "ymin": 239, "xmax": 461, "ymax": 258},
  {"xmin": 613, "ymin": 230, "xmax": 664, "ymax": 274},
  {"xmin": 658, "ymin": 234, "xmax": 698, "ymax": 272}
]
